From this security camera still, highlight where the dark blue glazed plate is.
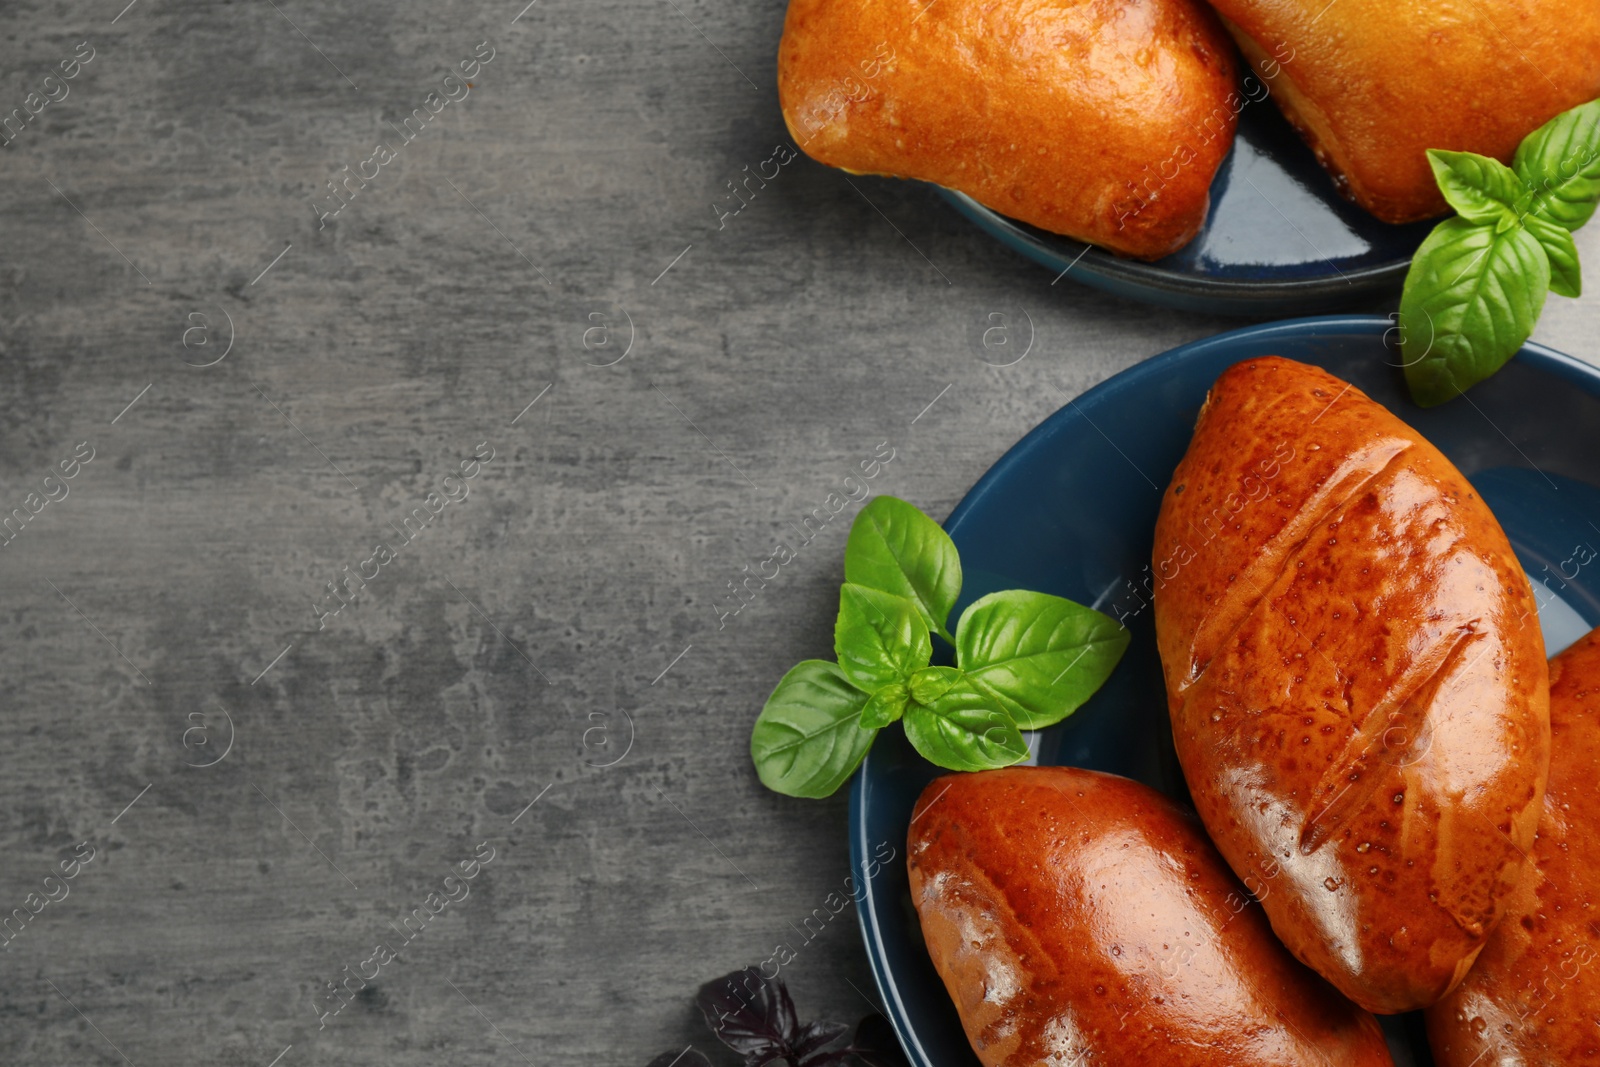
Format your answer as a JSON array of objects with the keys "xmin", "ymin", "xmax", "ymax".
[
  {"xmin": 849, "ymin": 315, "xmax": 1600, "ymax": 1067},
  {"xmin": 941, "ymin": 88, "xmax": 1437, "ymax": 315}
]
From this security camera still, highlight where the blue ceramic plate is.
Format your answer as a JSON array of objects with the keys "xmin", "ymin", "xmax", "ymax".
[
  {"xmin": 849, "ymin": 315, "xmax": 1600, "ymax": 1067},
  {"xmin": 941, "ymin": 89, "xmax": 1436, "ymax": 315}
]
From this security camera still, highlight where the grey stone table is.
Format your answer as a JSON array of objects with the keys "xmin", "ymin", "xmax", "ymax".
[{"xmin": 2, "ymin": 2, "xmax": 1597, "ymax": 1064}]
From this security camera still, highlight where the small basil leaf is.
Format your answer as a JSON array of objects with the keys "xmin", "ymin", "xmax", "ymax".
[
  {"xmin": 750, "ymin": 661, "xmax": 876, "ymax": 798},
  {"xmin": 1514, "ymin": 98, "xmax": 1600, "ymax": 231},
  {"xmin": 844, "ymin": 496, "xmax": 962, "ymax": 641},
  {"xmin": 792, "ymin": 1020, "xmax": 851, "ymax": 1062},
  {"xmin": 901, "ymin": 683, "xmax": 1028, "ymax": 772},
  {"xmin": 834, "ymin": 584, "xmax": 931, "ymax": 693},
  {"xmin": 695, "ymin": 967, "xmax": 801, "ymax": 1058},
  {"xmin": 1400, "ymin": 217, "xmax": 1549, "ymax": 407},
  {"xmin": 1427, "ymin": 149, "xmax": 1524, "ymax": 225},
  {"xmin": 955, "ymin": 589, "xmax": 1130, "ymax": 730},
  {"xmin": 860, "ymin": 682, "xmax": 908, "ymax": 729},
  {"xmin": 1526, "ymin": 213, "xmax": 1583, "ymax": 297},
  {"xmin": 908, "ymin": 665, "xmax": 962, "ymax": 706}
]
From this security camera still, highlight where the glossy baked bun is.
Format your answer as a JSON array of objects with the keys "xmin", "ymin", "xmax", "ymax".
[
  {"xmin": 1152, "ymin": 356, "xmax": 1550, "ymax": 1013},
  {"xmin": 907, "ymin": 767, "xmax": 1396, "ymax": 1067},
  {"xmin": 776, "ymin": 0, "xmax": 1239, "ymax": 259},
  {"xmin": 1204, "ymin": 0, "xmax": 1600, "ymax": 223},
  {"xmin": 1426, "ymin": 628, "xmax": 1600, "ymax": 1066}
]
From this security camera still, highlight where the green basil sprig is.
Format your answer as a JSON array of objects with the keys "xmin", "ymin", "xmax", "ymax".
[
  {"xmin": 1399, "ymin": 99, "xmax": 1600, "ymax": 407},
  {"xmin": 749, "ymin": 496, "xmax": 1129, "ymax": 798}
]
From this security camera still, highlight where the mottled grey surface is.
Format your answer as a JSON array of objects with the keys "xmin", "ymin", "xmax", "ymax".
[{"xmin": 1, "ymin": 1, "xmax": 1597, "ymax": 1065}]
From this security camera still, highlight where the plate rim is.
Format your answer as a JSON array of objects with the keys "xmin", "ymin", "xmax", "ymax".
[
  {"xmin": 943, "ymin": 191, "xmax": 1418, "ymax": 298},
  {"xmin": 847, "ymin": 312, "xmax": 1600, "ymax": 1067}
]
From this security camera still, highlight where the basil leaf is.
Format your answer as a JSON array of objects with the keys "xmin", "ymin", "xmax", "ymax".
[
  {"xmin": 1514, "ymin": 98, "xmax": 1600, "ymax": 231},
  {"xmin": 1427, "ymin": 149, "xmax": 1524, "ymax": 226},
  {"xmin": 844, "ymin": 496, "xmax": 961, "ymax": 641},
  {"xmin": 908, "ymin": 665, "xmax": 962, "ymax": 706},
  {"xmin": 901, "ymin": 682, "xmax": 1028, "ymax": 772},
  {"xmin": 750, "ymin": 661, "xmax": 876, "ymax": 798},
  {"xmin": 1400, "ymin": 217, "xmax": 1549, "ymax": 407},
  {"xmin": 860, "ymin": 682, "xmax": 908, "ymax": 729},
  {"xmin": 834, "ymin": 584, "xmax": 931, "ymax": 693},
  {"xmin": 695, "ymin": 967, "xmax": 804, "ymax": 1062},
  {"xmin": 955, "ymin": 589, "xmax": 1130, "ymax": 730},
  {"xmin": 1526, "ymin": 213, "xmax": 1583, "ymax": 297}
]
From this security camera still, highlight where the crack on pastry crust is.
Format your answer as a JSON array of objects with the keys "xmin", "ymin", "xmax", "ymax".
[
  {"xmin": 1182, "ymin": 437, "xmax": 1412, "ymax": 689},
  {"xmin": 1298, "ymin": 623, "xmax": 1478, "ymax": 856}
]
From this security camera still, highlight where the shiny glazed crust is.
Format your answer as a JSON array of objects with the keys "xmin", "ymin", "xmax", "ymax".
[
  {"xmin": 907, "ymin": 767, "xmax": 1395, "ymax": 1067},
  {"xmin": 1151, "ymin": 356, "xmax": 1550, "ymax": 1013},
  {"xmin": 1207, "ymin": 0, "xmax": 1600, "ymax": 223},
  {"xmin": 776, "ymin": 0, "xmax": 1239, "ymax": 260},
  {"xmin": 1426, "ymin": 628, "xmax": 1600, "ymax": 1065}
]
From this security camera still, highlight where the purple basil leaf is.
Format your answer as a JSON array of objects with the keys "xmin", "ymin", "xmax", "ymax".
[
  {"xmin": 792, "ymin": 1020, "xmax": 850, "ymax": 1060},
  {"xmin": 772, "ymin": 973, "xmax": 800, "ymax": 1041},
  {"xmin": 646, "ymin": 1051, "xmax": 713, "ymax": 1067},
  {"xmin": 695, "ymin": 967, "xmax": 802, "ymax": 1059},
  {"xmin": 849, "ymin": 1014, "xmax": 912, "ymax": 1067}
]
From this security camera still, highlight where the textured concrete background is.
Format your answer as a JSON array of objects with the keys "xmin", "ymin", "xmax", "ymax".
[{"xmin": 1, "ymin": 2, "xmax": 1598, "ymax": 1065}]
